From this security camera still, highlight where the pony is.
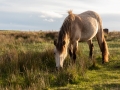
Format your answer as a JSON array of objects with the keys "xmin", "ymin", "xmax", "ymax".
[{"xmin": 54, "ymin": 10, "xmax": 109, "ymax": 69}]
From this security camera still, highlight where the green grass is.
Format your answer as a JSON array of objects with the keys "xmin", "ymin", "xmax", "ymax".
[{"xmin": 0, "ymin": 31, "xmax": 120, "ymax": 89}]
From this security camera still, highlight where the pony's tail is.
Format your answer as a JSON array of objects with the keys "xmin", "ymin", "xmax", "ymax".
[
  {"xmin": 97, "ymin": 13, "xmax": 109, "ymax": 63},
  {"xmin": 68, "ymin": 10, "xmax": 75, "ymax": 21},
  {"xmin": 103, "ymin": 37, "xmax": 109, "ymax": 62}
]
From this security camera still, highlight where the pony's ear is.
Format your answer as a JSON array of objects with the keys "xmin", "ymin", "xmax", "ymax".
[
  {"xmin": 54, "ymin": 39, "xmax": 57, "ymax": 46},
  {"xmin": 62, "ymin": 41, "xmax": 66, "ymax": 46}
]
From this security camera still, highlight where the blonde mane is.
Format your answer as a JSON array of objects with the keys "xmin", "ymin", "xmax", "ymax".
[
  {"xmin": 56, "ymin": 10, "xmax": 75, "ymax": 53},
  {"xmin": 68, "ymin": 10, "xmax": 75, "ymax": 21}
]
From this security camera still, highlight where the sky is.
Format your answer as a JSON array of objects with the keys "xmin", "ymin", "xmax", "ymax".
[{"xmin": 0, "ymin": 0, "xmax": 120, "ymax": 31}]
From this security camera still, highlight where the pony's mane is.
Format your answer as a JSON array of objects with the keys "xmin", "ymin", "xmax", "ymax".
[
  {"xmin": 57, "ymin": 10, "xmax": 75, "ymax": 52},
  {"xmin": 68, "ymin": 10, "xmax": 75, "ymax": 21}
]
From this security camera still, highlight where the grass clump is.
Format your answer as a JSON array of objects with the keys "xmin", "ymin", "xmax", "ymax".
[
  {"xmin": 0, "ymin": 30, "xmax": 120, "ymax": 89},
  {"xmin": 0, "ymin": 47, "xmax": 88, "ymax": 89}
]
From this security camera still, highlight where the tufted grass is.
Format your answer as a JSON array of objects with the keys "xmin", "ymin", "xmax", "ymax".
[{"xmin": 0, "ymin": 30, "xmax": 120, "ymax": 89}]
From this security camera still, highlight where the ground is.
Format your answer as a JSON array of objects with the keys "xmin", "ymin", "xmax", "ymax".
[{"xmin": 0, "ymin": 30, "xmax": 120, "ymax": 89}]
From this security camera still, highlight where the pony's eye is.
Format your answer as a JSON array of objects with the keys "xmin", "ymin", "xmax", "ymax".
[{"xmin": 54, "ymin": 53, "xmax": 55, "ymax": 55}]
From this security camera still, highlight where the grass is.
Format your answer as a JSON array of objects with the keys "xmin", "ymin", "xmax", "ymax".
[{"xmin": 0, "ymin": 30, "xmax": 120, "ymax": 89}]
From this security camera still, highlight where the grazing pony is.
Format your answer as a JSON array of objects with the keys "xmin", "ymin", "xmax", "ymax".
[{"xmin": 54, "ymin": 10, "xmax": 109, "ymax": 69}]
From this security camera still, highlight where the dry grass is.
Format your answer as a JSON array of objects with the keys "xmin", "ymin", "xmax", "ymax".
[
  {"xmin": 107, "ymin": 31, "xmax": 120, "ymax": 41},
  {"xmin": 0, "ymin": 30, "xmax": 58, "ymax": 44},
  {"xmin": 0, "ymin": 30, "xmax": 120, "ymax": 89}
]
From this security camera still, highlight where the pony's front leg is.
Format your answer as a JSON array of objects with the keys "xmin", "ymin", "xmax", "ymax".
[
  {"xmin": 72, "ymin": 41, "xmax": 78, "ymax": 63},
  {"xmin": 68, "ymin": 48, "xmax": 73, "ymax": 59},
  {"xmin": 68, "ymin": 44, "xmax": 73, "ymax": 59}
]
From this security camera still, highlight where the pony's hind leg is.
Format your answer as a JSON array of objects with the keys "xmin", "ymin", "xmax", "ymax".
[
  {"xmin": 87, "ymin": 40, "xmax": 95, "ymax": 66},
  {"xmin": 96, "ymin": 32, "xmax": 109, "ymax": 64},
  {"xmin": 87, "ymin": 40, "xmax": 94, "ymax": 59}
]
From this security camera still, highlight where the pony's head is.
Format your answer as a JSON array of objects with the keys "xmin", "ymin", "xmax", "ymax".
[
  {"xmin": 54, "ymin": 39, "xmax": 67, "ymax": 69},
  {"xmin": 54, "ymin": 10, "xmax": 75, "ymax": 69}
]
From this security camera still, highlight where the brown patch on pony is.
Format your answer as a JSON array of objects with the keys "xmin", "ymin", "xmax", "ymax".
[{"xmin": 56, "ymin": 10, "xmax": 75, "ymax": 53}]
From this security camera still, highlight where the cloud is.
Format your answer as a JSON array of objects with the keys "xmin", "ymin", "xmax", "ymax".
[
  {"xmin": 101, "ymin": 14, "xmax": 120, "ymax": 31},
  {"xmin": 1, "ymin": 0, "xmax": 120, "ymax": 15},
  {"xmin": 0, "ymin": 0, "xmax": 120, "ymax": 31},
  {"xmin": 40, "ymin": 15, "xmax": 46, "ymax": 18},
  {"xmin": 40, "ymin": 11, "xmax": 63, "ymax": 18},
  {"xmin": 44, "ymin": 19, "xmax": 54, "ymax": 22},
  {"xmin": 0, "ymin": 11, "xmax": 63, "ymax": 30}
]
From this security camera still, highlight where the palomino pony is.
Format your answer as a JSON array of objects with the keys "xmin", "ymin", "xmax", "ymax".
[{"xmin": 54, "ymin": 10, "xmax": 109, "ymax": 69}]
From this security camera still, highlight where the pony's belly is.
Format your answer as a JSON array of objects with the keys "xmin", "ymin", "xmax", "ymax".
[
  {"xmin": 80, "ymin": 36, "xmax": 94, "ymax": 42},
  {"xmin": 80, "ymin": 18, "xmax": 98, "ymax": 41},
  {"xmin": 80, "ymin": 30, "xmax": 97, "ymax": 42}
]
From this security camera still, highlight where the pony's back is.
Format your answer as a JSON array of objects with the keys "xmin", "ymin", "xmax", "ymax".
[
  {"xmin": 78, "ymin": 11, "xmax": 103, "ymax": 32},
  {"xmin": 79, "ymin": 11, "xmax": 99, "ymax": 19}
]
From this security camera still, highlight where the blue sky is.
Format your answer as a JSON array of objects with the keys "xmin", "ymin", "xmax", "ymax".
[{"xmin": 0, "ymin": 0, "xmax": 120, "ymax": 31}]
